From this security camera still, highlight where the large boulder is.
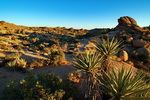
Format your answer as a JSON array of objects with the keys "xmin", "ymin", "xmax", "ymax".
[
  {"xmin": 115, "ymin": 16, "xmax": 150, "ymax": 33},
  {"xmin": 132, "ymin": 39, "xmax": 148, "ymax": 48},
  {"xmin": 137, "ymin": 47, "xmax": 150, "ymax": 55},
  {"xmin": 119, "ymin": 50, "xmax": 128, "ymax": 61},
  {"xmin": 118, "ymin": 16, "xmax": 137, "ymax": 27}
]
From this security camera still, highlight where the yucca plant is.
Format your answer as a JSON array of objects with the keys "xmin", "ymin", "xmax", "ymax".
[
  {"xmin": 97, "ymin": 68, "xmax": 150, "ymax": 100},
  {"xmin": 5, "ymin": 53, "xmax": 27, "ymax": 70},
  {"xmin": 6, "ymin": 58, "xmax": 27, "ymax": 70},
  {"xmin": 93, "ymin": 37, "xmax": 123, "ymax": 70},
  {"xmin": 73, "ymin": 52, "xmax": 103, "ymax": 100}
]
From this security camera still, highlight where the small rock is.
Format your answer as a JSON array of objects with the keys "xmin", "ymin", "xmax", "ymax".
[
  {"xmin": 119, "ymin": 50, "xmax": 128, "ymax": 61},
  {"xmin": 43, "ymin": 53, "xmax": 48, "ymax": 56},
  {"xmin": 126, "ymin": 37, "xmax": 133, "ymax": 43}
]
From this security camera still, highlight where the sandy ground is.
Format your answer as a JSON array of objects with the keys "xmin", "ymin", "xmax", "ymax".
[{"xmin": 0, "ymin": 36, "xmax": 93, "ymax": 93}]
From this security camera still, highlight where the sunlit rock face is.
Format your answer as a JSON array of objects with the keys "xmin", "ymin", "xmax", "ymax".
[
  {"xmin": 118, "ymin": 16, "xmax": 137, "ymax": 27},
  {"xmin": 115, "ymin": 16, "xmax": 150, "ymax": 33}
]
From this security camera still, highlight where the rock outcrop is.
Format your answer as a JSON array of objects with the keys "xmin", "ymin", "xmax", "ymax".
[
  {"xmin": 115, "ymin": 16, "xmax": 150, "ymax": 33},
  {"xmin": 118, "ymin": 16, "xmax": 137, "ymax": 27}
]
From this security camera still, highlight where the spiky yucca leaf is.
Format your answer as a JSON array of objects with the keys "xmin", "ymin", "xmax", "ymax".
[
  {"xmin": 94, "ymin": 37, "xmax": 123, "ymax": 57},
  {"xmin": 73, "ymin": 52, "xmax": 103, "ymax": 74},
  {"xmin": 97, "ymin": 68, "xmax": 150, "ymax": 100},
  {"xmin": 73, "ymin": 52, "xmax": 103, "ymax": 100}
]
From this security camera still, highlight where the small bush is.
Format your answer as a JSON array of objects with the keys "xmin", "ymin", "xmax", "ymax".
[
  {"xmin": 48, "ymin": 47, "xmax": 66, "ymax": 65},
  {"xmin": 30, "ymin": 59, "xmax": 48, "ymax": 69}
]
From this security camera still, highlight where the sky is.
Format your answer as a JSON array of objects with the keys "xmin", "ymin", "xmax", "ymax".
[{"xmin": 0, "ymin": 0, "xmax": 150, "ymax": 29}]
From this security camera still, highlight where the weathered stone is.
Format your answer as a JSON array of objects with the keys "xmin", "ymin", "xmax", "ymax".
[
  {"xmin": 132, "ymin": 39, "xmax": 148, "ymax": 48},
  {"xmin": 137, "ymin": 48, "xmax": 150, "ymax": 55},
  {"xmin": 119, "ymin": 50, "xmax": 128, "ymax": 61},
  {"xmin": 118, "ymin": 16, "xmax": 137, "ymax": 26},
  {"xmin": 115, "ymin": 16, "xmax": 150, "ymax": 33}
]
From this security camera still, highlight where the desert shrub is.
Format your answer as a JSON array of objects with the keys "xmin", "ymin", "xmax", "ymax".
[
  {"xmin": 39, "ymin": 43, "xmax": 45, "ymax": 50},
  {"xmin": 29, "ymin": 59, "xmax": 48, "ymax": 69},
  {"xmin": 61, "ymin": 42, "xmax": 68, "ymax": 52},
  {"xmin": 48, "ymin": 47, "xmax": 66, "ymax": 65},
  {"xmin": 30, "ymin": 37, "xmax": 39, "ymax": 43},
  {"xmin": 1, "ymin": 73, "xmax": 79, "ymax": 100},
  {"xmin": 0, "ymin": 41, "xmax": 11, "ymax": 50},
  {"xmin": 5, "ymin": 53, "xmax": 27, "ymax": 70}
]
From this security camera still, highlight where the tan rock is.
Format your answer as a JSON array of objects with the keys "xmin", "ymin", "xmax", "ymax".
[
  {"xmin": 118, "ymin": 16, "xmax": 137, "ymax": 26},
  {"xmin": 119, "ymin": 50, "xmax": 128, "ymax": 61}
]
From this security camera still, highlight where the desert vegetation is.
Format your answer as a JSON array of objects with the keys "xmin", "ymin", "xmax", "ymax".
[{"xmin": 0, "ymin": 16, "xmax": 150, "ymax": 100}]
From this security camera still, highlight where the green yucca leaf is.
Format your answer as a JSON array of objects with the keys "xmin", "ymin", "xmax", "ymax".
[
  {"xmin": 97, "ymin": 68, "xmax": 150, "ymax": 100},
  {"xmin": 73, "ymin": 52, "xmax": 103, "ymax": 74},
  {"xmin": 93, "ymin": 37, "xmax": 123, "ymax": 57}
]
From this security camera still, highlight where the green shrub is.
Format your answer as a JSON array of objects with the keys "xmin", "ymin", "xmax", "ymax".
[
  {"xmin": 1, "ymin": 73, "xmax": 79, "ymax": 100},
  {"xmin": 48, "ymin": 48, "xmax": 66, "ymax": 65},
  {"xmin": 30, "ymin": 59, "xmax": 48, "ymax": 69}
]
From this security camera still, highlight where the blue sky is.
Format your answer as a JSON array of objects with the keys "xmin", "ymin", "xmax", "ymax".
[{"xmin": 0, "ymin": 0, "xmax": 150, "ymax": 29}]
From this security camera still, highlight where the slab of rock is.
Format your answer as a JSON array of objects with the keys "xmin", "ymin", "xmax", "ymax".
[
  {"xmin": 119, "ymin": 50, "xmax": 128, "ymax": 61},
  {"xmin": 132, "ymin": 39, "xmax": 148, "ymax": 48}
]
